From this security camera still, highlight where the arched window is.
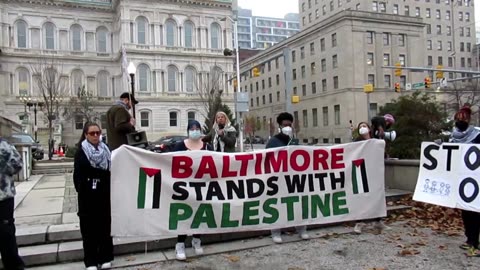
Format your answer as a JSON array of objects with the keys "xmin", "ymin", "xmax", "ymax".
[
  {"xmin": 185, "ymin": 66, "xmax": 196, "ymax": 92},
  {"xmin": 16, "ymin": 21, "xmax": 27, "ymax": 48},
  {"xmin": 169, "ymin": 111, "xmax": 178, "ymax": 127},
  {"xmin": 138, "ymin": 64, "xmax": 150, "ymax": 92},
  {"xmin": 187, "ymin": 111, "xmax": 196, "ymax": 122},
  {"xmin": 71, "ymin": 24, "xmax": 83, "ymax": 51},
  {"xmin": 17, "ymin": 68, "xmax": 30, "ymax": 95},
  {"xmin": 136, "ymin": 17, "xmax": 147, "ymax": 44},
  {"xmin": 96, "ymin": 27, "xmax": 108, "ymax": 53},
  {"xmin": 166, "ymin": 20, "xmax": 176, "ymax": 47},
  {"xmin": 168, "ymin": 65, "xmax": 178, "ymax": 92},
  {"xmin": 43, "ymin": 22, "xmax": 55, "ymax": 49},
  {"xmin": 184, "ymin": 21, "xmax": 194, "ymax": 48},
  {"xmin": 210, "ymin": 23, "xmax": 221, "ymax": 49},
  {"xmin": 97, "ymin": 71, "xmax": 109, "ymax": 97},
  {"xmin": 71, "ymin": 70, "xmax": 84, "ymax": 95}
]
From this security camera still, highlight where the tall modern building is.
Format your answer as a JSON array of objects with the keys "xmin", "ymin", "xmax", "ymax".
[
  {"xmin": 239, "ymin": 0, "xmax": 476, "ymax": 144},
  {"xmin": 0, "ymin": 0, "xmax": 235, "ymax": 146},
  {"xmin": 237, "ymin": 8, "xmax": 300, "ymax": 49}
]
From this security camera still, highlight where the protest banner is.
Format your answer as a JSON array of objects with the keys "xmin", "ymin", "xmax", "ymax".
[
  {"xmin": 413, "ymin": 142, "xmax": 480, "ymax": 213},
  {"xmin": 111, "ymin": 139, "xmax": 387, "ymax": 237}
]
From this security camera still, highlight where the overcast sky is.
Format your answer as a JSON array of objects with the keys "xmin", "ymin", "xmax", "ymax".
[{"xmin": 238, "ymin": 0, "xmax": 299, "ymax": 18}]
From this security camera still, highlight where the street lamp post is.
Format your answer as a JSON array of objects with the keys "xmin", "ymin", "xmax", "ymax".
[
  {"xmin": 26, "ymin": 98, "xmax": 44, "ymax": 142},
  {"xmin": 127, "ymin": 62, "xmax": 137, "ymax": 119},
  {"xmin": 222, "ymin": 16, "xmax": 244, "ymax": 152}
]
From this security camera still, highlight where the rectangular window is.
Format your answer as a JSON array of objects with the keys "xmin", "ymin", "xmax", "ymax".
[
  {"xmin": 393, "ymin": 5, "xmax": 399, "ymax": 14},
  {"xmin": 379, "ymin": 2, "xmax": 386, "ymax": 12},
  {"xmin": 276, "ymin": 74, "xmax": 280, "ymax": 85},
  {"xmin": 400, "ymin": 75, "xmax": 406, "ymax": 88},
  {"xmin": 301, "ymin": 66, "xmax": 306, "ymax": 78},
  {"xmin": 312, "ymin": 108, "xmax": 318, "ymax": 127},
  {"xmin": 303, "ymin": 110, "xmax": 308, "ymax": 128},
  {"xmin": 446, "ymin": 10, "xmax": 450, "ymax": 20},
  {"xmin": 372, "ymin": 1, "xmax": 378, "ymax": 11},
  {"xmin": 321, "ymin": 59, "xmax": 326, "ymax": 72},
  {"xmin": 322, "ymin": 106, "xmax": 328, "ymax": 126},
  {"xmin": 366, "ymin": 31, "xmax": 374, "ymax": 44},
  {"xmin": 320, "ymin": 38, "xmax": 325, "ymax": 51},
  {"xmin": 436, "ymin": 25, "xmax": 442, "ymax": 35},
  {"xmin": 447, "ymin": 42, "xmax": 452, "ymax": 51},
  {"xmin": 383, "ymin": 54, "xmax": 390, "ymax": 66},
  {"xmin": 322, "ymin": 79, "xmax": 327, "ymax": 92},
  {"xmin": 458, "ymin": 11, "xmax": 463, "ymax": 21},
  {"xmin": 75, "ymin": 115, "xmax": 84, "ymax": 130},
  {"xmin": 310, "ymin": 42, "xmax": 315, "ymax": 55},
  {"xmin": 311, "ymin": 62, "xmax": 316, "ymax": 74},
  {"xmin": 404, "ymin": 6, "xmax": 410, "ymax": 16},
  {"xmin": 269, "ymin": 93, "xmax": 272, "ymax": 103},
  {"xmin": 333, "ymin": 76, "xmax": 339, "ymax": 89},
  {"xmin": 140, "ymin": 111, "xmax": 149, "ymax": 127},
  {"xmin": 302, "ymin": 84, "xmax": 307, "ymax": 96},
  {"xmin": 436, "ymin": 10, "xmax": 441, "ymax": 19},
  {"xmin": 334, "ymin": 105, "xmax": 340, "ymax": 125},
  {"xmin": 293, "ymin": 69, "xmax": 297, "ymax": 80},
  {"xmin": 292, "ymin": 51, "xmax": 296, "ymax": 62},
  {"xmin": 384, "ymin": 75, "xmax": 391, "ymax": 88},
  {"xmin": 277, "ymin": 91, "xmax": 280, "ymax": 101},
  {"xmin": 332, "ymin": 55, "xmax": 338, "ymax": 68},
  {"xmin": 448, "ymin": 57, "xmax": 453, "ymax": 67},
  {"xmin": 368, "ymin": 74, "xmax": 375, "ymax": 86},
  {"xmin": 415, "ymin": 7, "xmax": 420, "ymax": 16},
  {"xmin": 427, "ymin": 24, "xmax": 431, "ymax": 34},
  {"xmin": 437, "ymin": 41, "xmax": 442, "ymax": 50},
  {"xmin": 447, "ymin": 26, "xmax": 451, "ymax": 36},
  {"xmin": 428, "ymin": 55, "xmax": 433, "ymax": 66},
  {"xmin": 398, "ymin": 34, "xmax": 405, "ymax": 46},
  {"xmin": 383, "ymin": 33, "xmax": 390, "ymax": 45},
  {"xmin": 169, "ymin": 112, "xmax": 178, "ymax": 127},
  {"xmin": 268, "ymin": 77, "xmax": 272, "ymax": 87},
  {"xmin": 293, "ymin": 87, "xmax": 297, "ymax": 95},
  {"xmin": 331, "ymin": 33, "xmax": 337, "ymax": 47},
  {"xmin": 312, "ymin": 82, "xmax": 317, "ymax": 94},
  {"xmin": 427, "ymin": 40, "xmax": 432, "ymax": 50},
  {"xmin": 438, "ymin": 56, "xmax": 443, "ymax": 65},
  {"xmin": 367, "ymin": 52, "xmax": 374, "ymax": 66},
  {"xmin": 262, "ymin": 95, "xmax": 265, "ymax": 104},
  {"xmin": 399, "ymin": 54, "xmax": 406, "ymax": 66},
  {"xmin": 426, "ymin": 8, "xmax": 431, "ymax": 18},
  {"xmin": 300, "ymin": 46, "xmax": 305, "ymax": 59}
]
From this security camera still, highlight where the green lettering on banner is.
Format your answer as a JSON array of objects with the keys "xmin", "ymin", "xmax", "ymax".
[
  {"xmin": 169, "ymin": 203, "xmax": 193, "ymax": 230},
  {"xmin": 281, "ymin": 196, "xmax": 299, "ymax": 221},
  {"xmin": 191, "ymin": 204, "xmax": 217, "ymax": 229},
  {"xmin": 302, "ymin": 195, "xmax": 309, "ymax": 219},
  {"xmin": 242, "ymin": 201, "xmax": 260, "ymax": 225},
  {"xmin": 262, "ymin": 198, "xmax": 279, "ymax": 224},
  {"xmin": 332, "ymin": 191, "xmax": 349, "ymax": 215},
  {"xmin": 221, "ymin": 203, "xmax": 239, "ymax": 228},
  {"xmin": 311, "ymin": 194, "xmax": 331, "ymax": 218}
]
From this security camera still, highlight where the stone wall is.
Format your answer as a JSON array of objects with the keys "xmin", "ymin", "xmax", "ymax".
[{"xmin": 0, "ymin": 116, "xmax": 22, "ymax": 137}]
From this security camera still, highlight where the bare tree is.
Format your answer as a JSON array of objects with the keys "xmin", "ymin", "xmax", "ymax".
[
  {"xmin": 31, "ymin": 56, "xmax": 68, "ymax": 160},
  {"xmin": 63, "ymin": 85, "xmax": 100, "ymax": 123},
  {"xmin": 444, "ymin": 80, "xmax": 480, "ymax": 120}
]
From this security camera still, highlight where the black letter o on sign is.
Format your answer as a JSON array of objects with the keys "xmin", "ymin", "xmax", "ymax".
[
  {"xmin": 464, "ymin": 146, "xmax": 480, "ymax": 171},
  {"xmin": 459, "ymin": 178, "xmax": 479, "ymax": 203}
]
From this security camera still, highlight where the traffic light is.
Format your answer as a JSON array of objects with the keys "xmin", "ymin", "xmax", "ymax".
[
  {"xmin": 252, "ymin": 67, "xmax": 261, "ymax": 77},
  {"xmin": 394, "ymin": 62, "xmax": 402, "ymax": 77},
  {"xmin": 436, "ymin": 65, "xmax": 444, "ymax": 79},
  {"xmin": 223, "ymin": 48, "xmax": 235, "ymax": 56},
  {"xmin": 394, "ymin": 82, "xmax": 400, "ymax": 93},
  {"xmin": 233, "ymin": 79, "xmax": 238, "ymax": 88},
  {"xmin": 424, "ymin": 77, "xmax": 431, "ymax": 89}
]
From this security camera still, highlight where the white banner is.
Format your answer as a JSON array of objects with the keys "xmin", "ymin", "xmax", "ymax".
[
  {"xmin": 413, "ymin": 142, "xmax": 480, "ymax": 212},
  {"xmin": 111, "ymin": 140, "xmax": 387, "ymax": 237}
]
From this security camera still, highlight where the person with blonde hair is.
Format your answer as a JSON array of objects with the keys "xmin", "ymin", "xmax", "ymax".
[{"xmin": 203, "ymin": 111, "xmax": 237, "ymax": 153}]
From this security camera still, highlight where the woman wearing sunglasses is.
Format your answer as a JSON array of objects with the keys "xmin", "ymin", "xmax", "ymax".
[{"xmin": 73, "ymin": 122, "xmax": 113, "ymax": 270}]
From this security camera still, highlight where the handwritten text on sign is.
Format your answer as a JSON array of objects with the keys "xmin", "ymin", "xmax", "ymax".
[{"xmin": 413, "ymin": 142, "xmax": 480, "ymax": 212}]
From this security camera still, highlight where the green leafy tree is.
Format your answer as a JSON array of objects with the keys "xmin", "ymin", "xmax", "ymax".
[{"xmin": 379, "ymin": 91, "xmax": 449, "ymax": 159}]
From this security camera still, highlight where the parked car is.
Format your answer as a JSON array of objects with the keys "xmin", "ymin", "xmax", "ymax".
[
  {"xmin": 5, "ymin": 133, "xmax": 44, "ymax": 160},
  {"xmin": 147, "ymin": 135, "xmax": 187, "ymax": 153},
  {"xmin": 245, "ymin": 136, "xmax": 265, "ymax": 144}
]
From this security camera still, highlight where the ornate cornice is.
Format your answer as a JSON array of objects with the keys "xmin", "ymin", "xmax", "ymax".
[{"xmin": 3, "ymin": 0, "xmax": 114, "ymax": 12}]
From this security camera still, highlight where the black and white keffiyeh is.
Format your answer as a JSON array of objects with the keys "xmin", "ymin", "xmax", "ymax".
[{"xmin": 81, "ymin": 140, "xmax": 111, "ymax": 170}]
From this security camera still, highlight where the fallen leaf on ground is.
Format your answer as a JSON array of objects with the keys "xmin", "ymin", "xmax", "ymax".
[
  {"xmin": 398, "ymin": 249, "xmax": 421, "ymax": 256},
  {"xmin": 124, "ymin": 256, "xmax": 136, "ymax": 261},
  {"xmin": 438, "ymin": 245, "xmax": 448, "ymax": 250},
  {"xmin": 225, "ymin": 255, "xmax": 240, "ymax": 262},
  {"xmin": 368, "ymin": 268, "xmax": 387, "ymax": 270}
]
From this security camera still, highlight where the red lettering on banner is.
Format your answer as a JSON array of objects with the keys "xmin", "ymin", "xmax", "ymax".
[
  {"xmin": 290, "ymin": 149, "xmax": 310, "ymax": 171},
  {"xmin": 235, "ymin": 154, "xmax": 254, "ymax": 176},
  {"xmin": 265, "ymin": 150, "xmax": 288, "ymax": 173},
  {"xmin": 313, "ymin": 149, "xmax": 329, "ymax": 170},
  {"xmin": 221, "ymin": 155, "xmax": 237, "ymax": 178},
  {"xmin": 171, "ymin": 156, "xmax": 193, "ymax": 178},
  {"xmin": 195, "ymin": 156, "xmax": 219, "ymax": 178},
  {"xmin": 255, "ymin": 153, "xmax": 263, "ymax": 174},
  {"xmin": 331, "ymin": 148, "xmax": 345, "ymax": 169}
]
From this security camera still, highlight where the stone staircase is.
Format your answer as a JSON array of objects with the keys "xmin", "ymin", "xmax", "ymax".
[
  {"xmin": 31, "ymin": 162, "xmax": 74, "ymax": 175},
  {"xmin": 0, "ymin": 189, "xmax": 412, "ymax": 269}
]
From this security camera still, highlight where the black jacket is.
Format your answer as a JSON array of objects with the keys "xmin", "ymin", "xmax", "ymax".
[{"xmin": 73, "ymin": 147, "xmax": 111, "ymax": 217}]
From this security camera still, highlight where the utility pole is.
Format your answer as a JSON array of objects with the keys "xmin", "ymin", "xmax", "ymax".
[{"xmin": 283, "ymin": 47, "xmax": 293, "ymax": 115}]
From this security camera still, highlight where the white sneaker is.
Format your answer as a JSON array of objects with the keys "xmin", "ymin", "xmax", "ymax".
[
  {"xmin": 374, "ymin": 221, "xmax": 391, "ymax": 231},
  {"xmin": 100, "ymin": 262, "xmax": 112, "ymax": 269},
  {"xmin": 271, "ymin": 230, "xmax": 283, "ymax": 244},
  {"xmin": 175, "ymin": 242, "xmax": 186, "ymax": 261},
  {"xmin": 86, "ymin": 267, "xmax": 98, "ymax": 270},
  {"xmin": 192, "ymin": 237, "xmax": 204, "ymax": 255},
  {"xmin": 296, "ymin": 227, "xmax": 309, "ymax": 240},
  {"xmin": 354, "ymin": 223, "xmax": 364, "ymax": 234}
]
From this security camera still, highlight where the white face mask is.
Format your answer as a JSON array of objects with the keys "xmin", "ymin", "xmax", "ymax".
[
  {"xmin": 359, "ymin": 127, "xmax": 370, "ymax": 135},
  {"xmin": 189, "ymin": 130, "xmax": 202, "ymax": 140},
  {"xmin": 281, "ymin": 126, "xmax": 293, "ymax": 138}
]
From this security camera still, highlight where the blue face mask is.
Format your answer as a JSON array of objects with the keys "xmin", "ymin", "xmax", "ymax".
[{"xmin": 189, "ymin": 130, "xmax": 202, "ymax": 140}]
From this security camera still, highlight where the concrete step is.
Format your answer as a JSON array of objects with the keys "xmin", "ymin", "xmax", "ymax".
[{"xmin": 31, "ymin": 169, "xmax": 73, "ymax": 175}]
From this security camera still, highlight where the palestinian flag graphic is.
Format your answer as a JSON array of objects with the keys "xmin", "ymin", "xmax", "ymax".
[
  {"xmin": 351, "ymin": 159, "xmax": 369, "ymax": 194},
  {"xmin": 137, "ymin": 167, "xmax": 162, "ymax": 209}
]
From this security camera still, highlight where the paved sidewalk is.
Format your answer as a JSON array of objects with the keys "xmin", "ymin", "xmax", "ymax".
[{"xmin": 14, "ymin": 174, "xmax": 79, "ymax": 227}]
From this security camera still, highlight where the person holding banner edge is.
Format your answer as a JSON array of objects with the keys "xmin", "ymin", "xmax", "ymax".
[
  {"xmin": 352, "ymin": 122, "xmax": 391, "ymax": 234},
  {"xmin": 173, "ymin": 120, "xmax": 213, "ymax": 260},
  {"xmin": 449, "ymin": 105, "xmax": 480, "ymax": 257},
  {"xmin": 265, "ymin": 112, "xmax": 309, "ymax": 244},
  {"xmin": 74, "ymin": 122, "xmax": 113, "ymax": 270}
]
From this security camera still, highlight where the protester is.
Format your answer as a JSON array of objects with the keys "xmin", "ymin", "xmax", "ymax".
[
  {"xmin": 265, "ymin": 112, "xmax": 309, "ymax": 243},
  {"xmin": 106, "ymin": 92, "xmax": 137, "ymax": 151},
  {"xmin": 371, "ymin": 114, "xmax": 395, "ymax": 139},
  {"xmin": 202, "ymin": 111, "xmax": 237, "ymax": 152},
  {"xmin": 0, "ymin": 137, "xmax": 25, "ymax": 270},
  {"xmin": 449, "ymin": 106, "xmax": 480, "ymax": 257},
  {"xmin": 173, "ymin": 120, "xmax": 212, "ymax": 260},
  {"xmin": 352, "ymin": 122, "xmax": 391, "ymax": 234},
  {"xmin": 74, "ymin": 122, "xmax": 113, "ymax": 270}
]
